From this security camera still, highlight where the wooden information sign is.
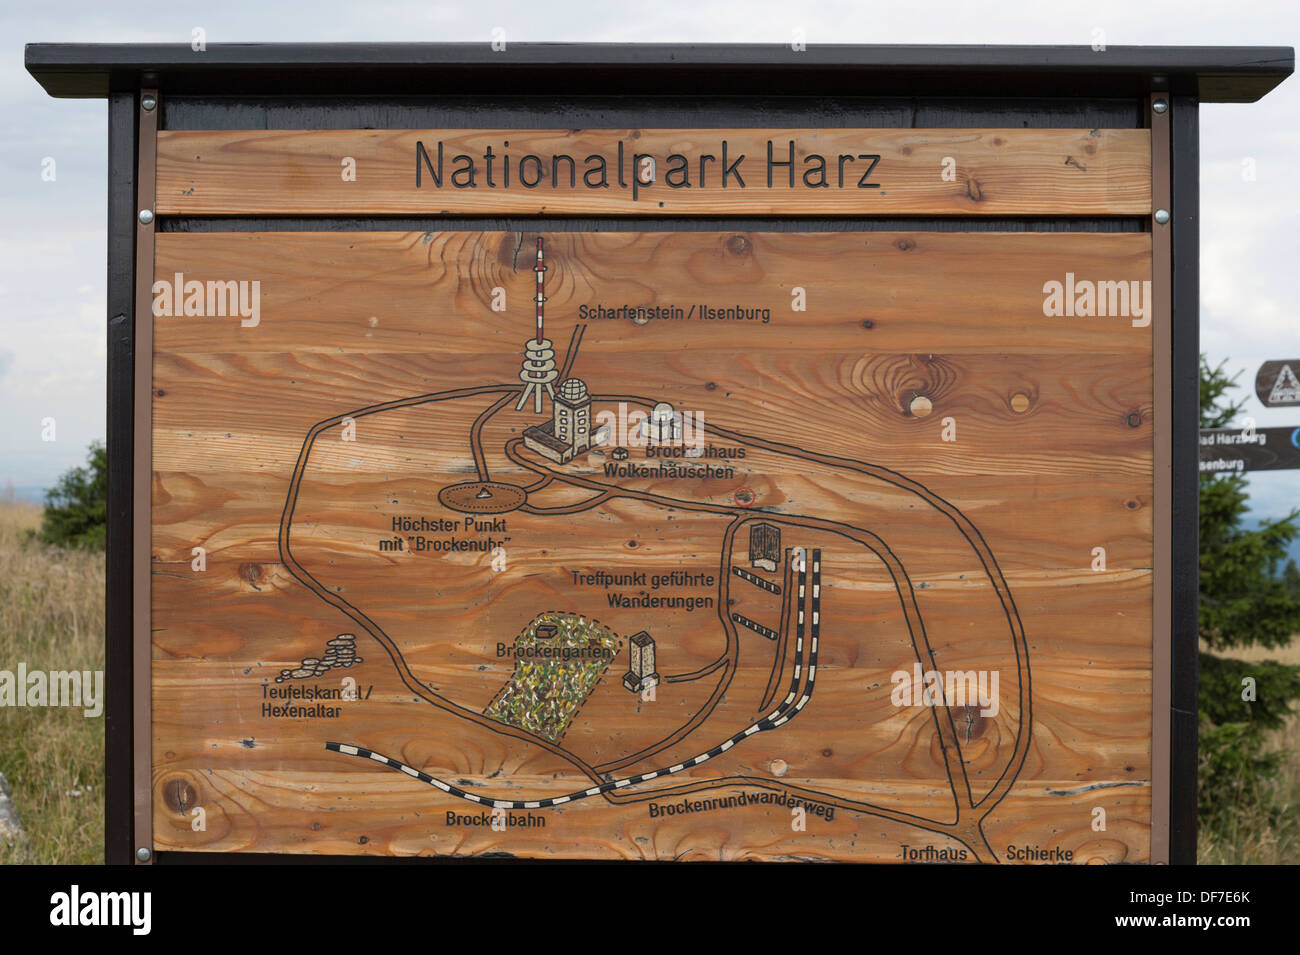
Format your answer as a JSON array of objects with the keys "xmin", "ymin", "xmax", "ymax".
[{"xmin": 26, "ymin": 42, "xmax": 1295, "ymax": 865}]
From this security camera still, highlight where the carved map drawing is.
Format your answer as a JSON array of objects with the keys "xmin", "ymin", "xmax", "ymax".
[{"xmin": 150, "ymin": 230, "xmax": 1153, "ymax": 862}]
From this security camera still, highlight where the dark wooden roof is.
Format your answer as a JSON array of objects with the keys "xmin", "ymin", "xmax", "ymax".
[{"xmin": 25, "ymin": 43, "xmax": 1293, "ymax": 102}]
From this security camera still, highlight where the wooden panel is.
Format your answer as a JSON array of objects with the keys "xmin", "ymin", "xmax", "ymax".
[
  {"xmin": 150, "ymin": 230, "xmax": 1153, "ymax": 862},
  {"xmin": 154, "ymin": 128, "xmax": 1151, "ymax": 216}
]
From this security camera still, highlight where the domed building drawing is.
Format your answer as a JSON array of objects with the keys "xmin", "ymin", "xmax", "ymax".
[
  {"xmin": 554, "ymin": 378, "xmax": 592, "ymax": 452},
  {"xmin": 641, "ymin": 401, "xmax": 682, "ymax": 444},
  {"xmin": 523, "ymin": 376, "xmax": 592, "ymax": 464}
]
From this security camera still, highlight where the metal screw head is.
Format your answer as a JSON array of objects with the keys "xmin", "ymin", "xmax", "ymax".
[
  {"xmin": 141, "ymin": 95, "xmax": 157, "ymax": 111},
  {"xmin": 1152, "ymin": 99, "xmax": 1168, "ymax": 114},
  {"xmin": 136, "ymin": 847, "xmax": 152, "ymax": 862},
  {"xmin": 138, "ymin": 209, "xmax": 154, "ymax": 225},
  {"xmin": 1154, "ymin": 209, "xmax": 1171, "ymax": 225}
]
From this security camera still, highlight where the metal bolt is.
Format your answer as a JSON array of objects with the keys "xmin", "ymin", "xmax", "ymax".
[
  {"xmin": 138, "ymin": 209, "xmax": 154, "ymax": 225},
  {"xmin": 141, "ymin": 95, "xmax": 157, "ymax": 111},
  {"xmin": 1154, "ymin": 209, "xmax": 1171, "ymax": 225},
  {"xmin": 136, "ymin": 847, "xmax": 152, "ymax": 862},
  {"xmin": 1152, "ymin": 99, "xmax": 1168, "ymax": 114}
]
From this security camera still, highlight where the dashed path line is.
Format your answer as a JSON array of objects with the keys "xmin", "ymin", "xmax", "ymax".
[
  {"xmin": 731, "ymin": 612, "xmax": 779, "ymax": 640},
  {"xmin": 732, "ymin": 566, "xmax": 781, "ymax": 594}
]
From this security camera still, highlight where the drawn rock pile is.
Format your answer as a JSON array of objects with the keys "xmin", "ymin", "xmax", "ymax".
[{"xmin": 275, "ymin": 633, "xmax": 364, "ymax": 683}]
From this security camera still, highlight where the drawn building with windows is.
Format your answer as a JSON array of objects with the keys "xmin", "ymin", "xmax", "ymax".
[
  {"xmin": 622, "ymin": 631, "xmax": 660, "ymax": 693},
  {"xmin": 749, "ymin": 522, "xmax": 781, "ymax": 572},
  {"xmin": 522, "ymin": 377, "xmax": 591, "ymax": 464}
]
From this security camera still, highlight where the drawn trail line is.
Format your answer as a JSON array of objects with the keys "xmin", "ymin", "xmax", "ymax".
[
  {"xmin": 327, "ymin": 552, "xmax": 823, "ymax": 810},
  {"xmin": 289, "ymin": 384, "xmax": 1028, "ymax": 861}
]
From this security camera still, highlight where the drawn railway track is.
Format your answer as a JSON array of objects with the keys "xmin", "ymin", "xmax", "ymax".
[{"xmin": 327, "ymin": 551, "xmax": 823, "ymax": 809}]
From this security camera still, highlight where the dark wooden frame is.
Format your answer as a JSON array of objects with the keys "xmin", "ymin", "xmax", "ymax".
[
  {"xmin": 25, "ymin": 42, "xmax": 1294, "ymax": 101},
  {"xmin": 27, "ymin": 43, "xmax": 1292, "ymax": 866},
  {"xmin": 104, "ymin": 91, "xmax": 137, "ymax": 868}
]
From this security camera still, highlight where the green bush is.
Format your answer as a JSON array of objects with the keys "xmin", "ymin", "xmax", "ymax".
[{"xmin": 37, "ymin": 441, "xmax": 107, "ymax": 551}]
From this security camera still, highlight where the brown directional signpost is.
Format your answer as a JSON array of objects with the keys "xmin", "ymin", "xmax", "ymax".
[
  {"xmin": 1256, "ymin": 360, "xmax": 1300, "ymax": 406},
  {"xmin": 26, "ymin": 42, "xmax": 1294, "ymax": 865},
  {"xmin": 1200, "ymin": 426, "xmax": 1300, "ymax": 473},
  {"xmin": 1197, "ymin": 360, "xmax": 1300, "ymax": 473}
]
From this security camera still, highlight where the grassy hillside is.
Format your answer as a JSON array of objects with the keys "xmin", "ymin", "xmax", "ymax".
[{"xmin": 0, "ymin": 501, "xmax": 105, "ymax": 864}]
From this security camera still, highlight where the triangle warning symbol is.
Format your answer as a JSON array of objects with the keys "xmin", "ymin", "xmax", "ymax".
[{"xmin": 1268, "ymin": 364, "xmax": 1300, "ymax": 404}]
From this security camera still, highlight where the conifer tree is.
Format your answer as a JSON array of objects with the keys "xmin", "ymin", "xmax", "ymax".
[{"xmin": 1197, "ymin": 358, "xmax": 1300, "ymax": 839}]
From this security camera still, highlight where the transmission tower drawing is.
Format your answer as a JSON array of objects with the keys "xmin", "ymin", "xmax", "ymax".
[{"xmin": 515, "ymin": 237, "xmax": 559, "ymax": 414}]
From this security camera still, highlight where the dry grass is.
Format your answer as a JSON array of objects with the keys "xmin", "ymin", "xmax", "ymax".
[
  {"xmin": 1210, "ymin": 641, "xmax": 1300, "ymax": 667},
  {"xmin": 1198, "ymin": 639, "xmax": 1300, "ymax": 865},
  {"xmin": 0, "ymin": 501, "xmax": 105, "ymax": 864}
]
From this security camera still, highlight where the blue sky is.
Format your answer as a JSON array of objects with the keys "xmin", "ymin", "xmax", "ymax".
[{"xmin": 2, "ymin": 0, "xmax": 1297, "ymax": 527}]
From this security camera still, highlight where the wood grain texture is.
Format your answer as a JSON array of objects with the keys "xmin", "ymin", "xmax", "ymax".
[
  {"xmin": 150, "ymin": 230, "xmax": 1153, "ymax": 862},
  {"xmin": 154, "ymin": 128, "xmax": 1151, "ymax": 216}
]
